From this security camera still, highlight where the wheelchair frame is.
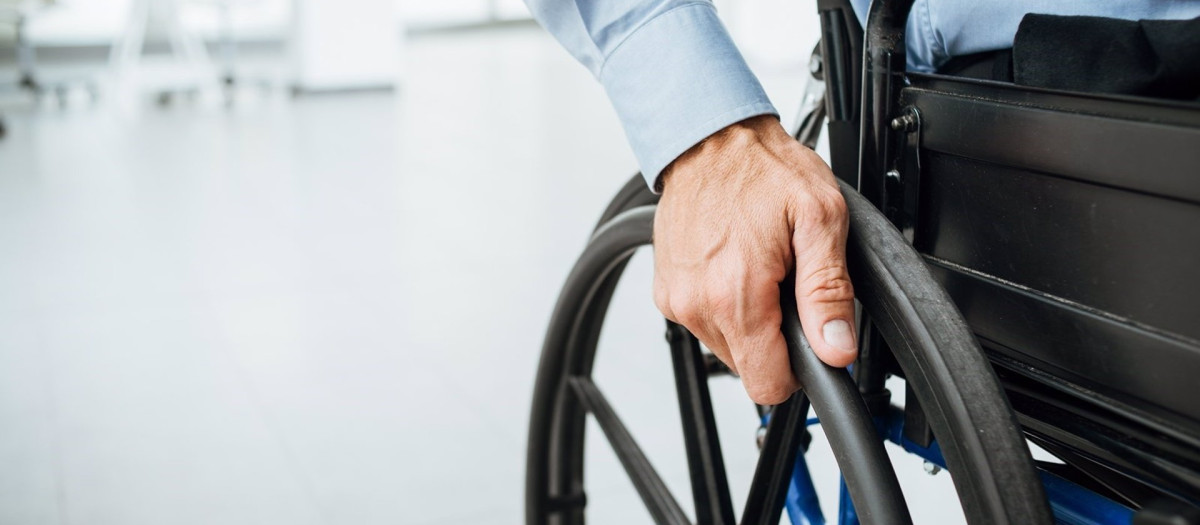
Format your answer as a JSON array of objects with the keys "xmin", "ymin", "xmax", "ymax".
[
  {"xmin": 527, "ymin": 0, "xmax": 1200, "ymax": 523},
  {"xmin": 818, "ymin": 0, "xmax": 1200, "ymax": 521}
]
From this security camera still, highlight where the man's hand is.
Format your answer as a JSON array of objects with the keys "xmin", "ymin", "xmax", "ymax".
[{"xmin": 652, "ymin": 115, "xmax": 856, "ymax": 406}]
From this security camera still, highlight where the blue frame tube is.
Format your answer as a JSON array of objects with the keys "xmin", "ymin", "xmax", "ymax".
[
  {"xmin": 785, "ymin": 451, "xmax": 826, "ymax": 525},
  {"xmin": 786, "ymin": 407, "xmax": 1136, "ymax": 525},
  {"xmin": 838, "ymin": 477, "xmax": 859, "ymax": 525},
  {"xmin": 763, "ymin": 413, "xmax": 827, "ymax": 525}
]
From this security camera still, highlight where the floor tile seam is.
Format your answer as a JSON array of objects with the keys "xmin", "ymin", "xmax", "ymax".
[{"xmin": 200, "ymin": 295, "xmax": 336, "ymax": 525}]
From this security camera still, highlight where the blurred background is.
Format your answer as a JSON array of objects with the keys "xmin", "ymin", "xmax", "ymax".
[{"xmin": 0, "ymin": 1, "xmax": 966, "ymax": 523}]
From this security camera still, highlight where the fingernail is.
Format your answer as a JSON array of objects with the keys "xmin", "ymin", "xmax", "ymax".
[{"xmin": 822, "ymin": 319, "xmax": 856, "ymax": 354}]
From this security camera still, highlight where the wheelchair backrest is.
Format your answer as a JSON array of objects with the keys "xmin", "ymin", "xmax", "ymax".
[{"xmin": 821, "ymin": 0, "xmax": 1200, "ymax": 505}]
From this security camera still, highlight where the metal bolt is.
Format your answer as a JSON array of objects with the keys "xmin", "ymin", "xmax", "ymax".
[
  {"xmin": 890, "ymin": 114, "xmax": 916, "ymax": 131},
  {"xmin": 924, "ymin": 461, "xmax": 942, "ymax": 475},
  {"xmin": 886, "ymin": 169, "xmax": 901, "ymax": 181},
  {"xmin": 890, "ymin": 106, "xmax": 920, "ymax": 132}
]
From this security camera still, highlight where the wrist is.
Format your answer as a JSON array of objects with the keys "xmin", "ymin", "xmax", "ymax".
[{"xmin": 659, "ymin": 115, "xmax": 787, "ymax": 192}]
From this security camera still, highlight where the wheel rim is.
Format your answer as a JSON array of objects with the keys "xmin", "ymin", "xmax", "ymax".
[{"xmin": 526, "ymin": 180, "xmax": 1052, "ymax": 525}]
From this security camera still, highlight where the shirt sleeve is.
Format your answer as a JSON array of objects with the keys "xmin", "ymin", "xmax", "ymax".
[
  {"xmin": 523, "ymin": 0, "xmax": 778, "ymax": 188},
  {"xmin": 851, "ymin": 0, "xmax": 1200, "ymax": 73}
]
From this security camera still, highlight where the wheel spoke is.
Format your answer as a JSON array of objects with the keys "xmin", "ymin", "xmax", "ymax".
[
  {"xmin": 567, "ymin": 376, "xmax": 691, "ymax": 525},
  {"xmin": 666, "ymin": 322, "xmax": 736, "ymax": 525},
  {"xmin": 740, "ymin": 392, "xmax": 810, "ymax": 525}
]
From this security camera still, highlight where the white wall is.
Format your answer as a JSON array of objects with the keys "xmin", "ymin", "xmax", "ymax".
[
  {"xmin": 400, "ymin": 0, "xmax": 528, "ymax": 26},
  {"xmin": 20, "ymin": 0, "xmax": 538, "ymax": 47},
  {"xmin": 290, "ymin": 0, "xmax": 402, "ymax": 90},
  {"xmin": 22, "ymin": 0, "xmax": 293, "ymax": 46}
]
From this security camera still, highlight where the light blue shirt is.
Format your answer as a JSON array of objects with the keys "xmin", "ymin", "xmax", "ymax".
[{"xmin": 523, "ymin": 0, "xmax": 1200, "ymax": 186}]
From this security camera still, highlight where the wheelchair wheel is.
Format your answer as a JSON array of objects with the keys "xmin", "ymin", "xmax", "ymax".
[{"xmin": 526, "ymin": 175, "xmax": 1053, "ymax": 524}]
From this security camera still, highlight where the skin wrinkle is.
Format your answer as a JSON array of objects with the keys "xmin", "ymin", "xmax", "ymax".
[{"xmin": 799, "ymin": 268, "xmax": 856, "ymax": 304}]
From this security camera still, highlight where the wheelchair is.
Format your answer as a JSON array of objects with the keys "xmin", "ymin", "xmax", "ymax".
[{"xmin": 526, "ymin": 0, "xmax": 1200, "ymax": 523}]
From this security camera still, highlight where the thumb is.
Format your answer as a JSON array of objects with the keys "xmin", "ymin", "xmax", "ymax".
[{"xmin": 792, "ymin": 222, "xmax": 857, "ymax": 368}]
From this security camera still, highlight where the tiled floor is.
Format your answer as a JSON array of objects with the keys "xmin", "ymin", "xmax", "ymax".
[{"xmin": 0, "ymin": 24, "xmax": 968, "ymax": 524}]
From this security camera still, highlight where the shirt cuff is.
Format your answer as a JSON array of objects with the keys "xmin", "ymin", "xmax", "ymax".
[{"xmin": 597, "ymin": 3, "xmax": 778, "ymax": 189}]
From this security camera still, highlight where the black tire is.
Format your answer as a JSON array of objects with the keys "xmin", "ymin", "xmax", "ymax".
[
  {"xmin": 526, "ymin": 174, "xmax": 1052, "ymax": 524},
  {"xmin": 593, "ymin": 171, "xmax": 659, "ymax": 230}
]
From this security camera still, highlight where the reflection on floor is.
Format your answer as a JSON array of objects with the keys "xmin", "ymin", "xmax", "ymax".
[{"xmin": 0, "ymin": 26, "xmax": 966, "ymax": 524}]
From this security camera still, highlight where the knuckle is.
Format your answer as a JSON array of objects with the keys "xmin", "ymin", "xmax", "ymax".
[
  {"xmin": 801, "ymin": 268, "xmax": 855, "ymax": 304},
  {"xmin": 797, "ymin": 186, "xmax": 848, "ymax": 226},
  {"xmin": 669, "ymin": 279, "xmax": 734, "ymax": 333},
  {"xmin": 814, "ymin": 189, "xmax": 848, "ymax": 221},
  {"xmin": 652, "ymin": 281, "xmax": 670, "ymax": 315},
  {"xmin": 671, "ymin": 299, "xmax": 704, "ymax": 329},
  {"xmin": 825, "ymin": 193, "xmax": 849, "ymax": 220}
]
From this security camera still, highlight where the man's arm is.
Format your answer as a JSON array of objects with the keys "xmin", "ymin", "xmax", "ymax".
[
  {"xmin": 521, "ymin": 0, "xmax": 778, "ymax": 184},
  {"xmin": 525, "ymin": 0, "xmax": 858, "ymax": 405}
]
